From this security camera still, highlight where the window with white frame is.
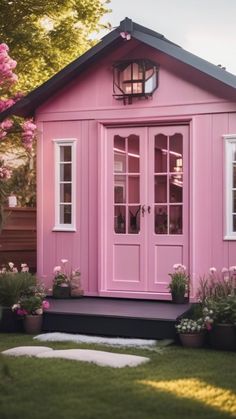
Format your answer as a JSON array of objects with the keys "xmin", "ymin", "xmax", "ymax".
[
  {"xmin": 54, "ymin": 139, "xmax": 76, "ymax": 231},
  {"xmin": 224, "ymin": 134, "xmax": 236, "ymax": 239}
]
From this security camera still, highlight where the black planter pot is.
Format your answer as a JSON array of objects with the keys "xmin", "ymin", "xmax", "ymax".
[
  {"xmin": 209, "ymin": 324, "xmax": 236, "ymax": 351},
  {"xmin": 171, "ymin": 292, "xmax": 186, "ymax": 304},
  {"xmin": 52, "ymin": 285, "xmax": 71, "ymax": 299},
  {"xmin": 0, "ymin": 307, "xmax": 24, "ymax": 333}
]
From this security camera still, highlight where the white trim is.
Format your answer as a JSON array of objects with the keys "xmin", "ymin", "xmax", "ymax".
[
  {"xmin": 53, "ymin": 138, "xmax": 77, "ymax": 231},
  {"xmin": 223, "ymin": 134, "xmax": 236, "ymax": 240}
]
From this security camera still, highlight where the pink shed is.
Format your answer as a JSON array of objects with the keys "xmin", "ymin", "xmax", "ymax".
[{"xmin": 3, "ymin": 18, "xmax": 236, "ymax": 301}]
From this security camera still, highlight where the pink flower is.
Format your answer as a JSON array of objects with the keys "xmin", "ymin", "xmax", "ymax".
[
  {"xmin": 53, "ymin": 266, "xmax": 61, "ymax": 273},
  {"xmin": 61, "ymin": 259, "xmax": 68, "ymax": 264},
  {"xmin": 16, "ymin": 309, "xmax": 28, "ymax": 316},
  {"xmin": 209, "ymin": 267, "xmax": 217, "ymax": 274},
  {"xmin": 42, "ymin": 300, "xmax": 50, "ymax": 310},
  {"xmin": 229, "ymin": 266, "xmax": 236, "ymax": 272},
  {"xmin": 0, "ymin": 43, "xmax": 9, "ymax": 52},
  {"xmin": 1, "ymin": 119, "xmax": 13, "ymax": 130}
]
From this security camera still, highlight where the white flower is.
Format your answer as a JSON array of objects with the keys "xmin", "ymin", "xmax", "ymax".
[
  {"xmin": 8, "ymin": 262, "xmax": 14, "ymax": 269},
  {"xmin": 229, "ymin": 266, "xmax": 236, "ymax": 272},
  {"xmin": 221, "ymin": 267, "xmax": 228, "ymax": 273},
  {"xmin": 53, "ymin": 266, "xmax": 61, "ymax": 273},
  {"xmin": 209, "ymin": 267, "xmax": 217, "ymax": 274},
  {"xmin": 35, "ymin": 308, "xmax": 43, "ymax": 315},
  {"xmin": 61, "ymin": 259, "xmax": 68, "ymax": 264}
]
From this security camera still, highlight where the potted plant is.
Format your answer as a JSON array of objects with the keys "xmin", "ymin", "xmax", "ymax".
[
  {"xmin": 168, "ymin": 263, "xmax": 189, "ymax": 303},
  {"xmin": 52, "ymin": 259, "xmax": 71, "ymax": 298},
  {"xmin": 197, "ymin": 267, "xmax": 236, "ymax": 350},
  {"xmin": 52, "ymin": 259, "xmax": 83, "ymax": 298},
  {"xmin": 0, "ymin": 262, "xmax": 36, "ymax": 332},
  {"xmin": 176, "ymin": 317, "xmax": 207, "ymax": 348},
  {"xmin": 12, "ymin": 283, "xmax": 50, "ymax": 334}
]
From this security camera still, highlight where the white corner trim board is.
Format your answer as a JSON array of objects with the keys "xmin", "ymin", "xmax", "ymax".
[{"xmin": 2, "ymin": 346, "xmax": 149, "ymax": 368}]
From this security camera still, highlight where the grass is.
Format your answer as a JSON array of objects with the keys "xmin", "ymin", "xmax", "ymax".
[{"xmin": 0, "ymin": 334, "xmax": 236, "ymax": 419}]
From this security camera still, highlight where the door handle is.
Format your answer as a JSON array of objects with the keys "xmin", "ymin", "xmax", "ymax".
[
  {"xmin": 141, "ymin": 205, "xmax": 146, "ymax": 216},
  {"xmin": 148, "ymin": 205, "xmax": 151, "ymax": 214}
]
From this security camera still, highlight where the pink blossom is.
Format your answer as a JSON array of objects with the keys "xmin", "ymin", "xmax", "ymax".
[
  {"xmin": 42, "ymin": 300, "xmax": 50, "ymax": 310},
  {"xmin": 221, "ymin": 267, "xmax": 228, "ymax": 273},
  {"xmin": 16, "ymin": 308, "xmax": 28, "ymax": 316},
  {"xmin": 229, "ymin": 266, "xmax": 236, "ymax": 272},
  {"xmin": 1, "ymin": 119, "xmax": 13, "ymax": 130},
  {"xmin": 0, "ymin": 43, "xmax": 9, "ymax": 52},
  {"xmin": 54, "ymin": 266, "xmax": 61, "ymax": 273},
  {"xmin": 209, "ymin": 267, "xmax": 217, "ymax": 274},
  {"xmin": 0, "ymin": 131, "xmax": 7, "ymax": 140},
  {"xmin": 61, "ymin": 259, "xmax": 68, "ymax": 264}
]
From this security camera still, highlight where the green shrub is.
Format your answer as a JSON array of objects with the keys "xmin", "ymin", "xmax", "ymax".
[{"xmin": 0, "ymin": 272, "xmax": 36, "ymax": 307}]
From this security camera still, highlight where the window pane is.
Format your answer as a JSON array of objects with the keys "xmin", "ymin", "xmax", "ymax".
[
  {"xmin": 169, "ymin": 133, "xmax": 183, "ymax": 172},
  {"xmin": 128, "ymin": 175, "xmax": 140, "ymax": 203},
  {"xmin": 233, "ymin": 191, "xmax": 236, "ymax": 213},
  {"xmin": 170, "ymin": 175, "xmax": 183, "ymax": 203},
  {"xmin": 170, "ymin": 205, "xmax": 182, "ymax": 234},
  {"xmin": 114, "ymin": 135, "xmax": 126, "ymax": 173},
  {"xmin": 233, "ymin": 215, "xmax": 236, "ymax": 232},
  {"xmin": 60, "ymin": 163, "xmax": 71, "ymax": 181},
  {"xmin": 155, "ymin": 134, "xmax": 167, "ymax": 173},
  {"xmin": 155, "ymin": 175, "xmax": 167, "ymax": 203},
  {"xmin": 233, "ymin": 164, "xmax": 236, "ymax": 188},
  {"xmin": 128, "ymin": 135, "xmax": 139, "ymax": 173},
  {"xmin": 60, "ymin": 183, "xmax": 71, "ymax": 203},
  {"xmin": 128, "ymin": 205, "xmax": 140, "ymax": 234},
  {"xmin": 155, "ymin": 205, "xmax": 168, "ymax": 234},
  {"xmin": 114, "ymin": 176, "xmax": 126, "ymax": 203},
  {"xmin": 114, "ymin": 206, "xmax": 126, "ymax": 234},
  {"xmin": 60, "ymin": 204, "xmax": 72, "ymax": 224},
  {"xmin": 60, "ymin": 146, "xmax": 71, "ymax": 162}
]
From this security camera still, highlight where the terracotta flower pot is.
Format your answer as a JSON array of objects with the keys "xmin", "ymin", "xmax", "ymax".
[
  {"xmin": 24, "ymin": 314, "xmax": 43, "ymax": 334},
  {"xmin": 179, "ymin": 332, "xmax": 205, "ymax": 348}
]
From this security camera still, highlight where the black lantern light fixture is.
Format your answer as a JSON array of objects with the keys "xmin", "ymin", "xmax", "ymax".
[{"xmin": 113, "ymin": 59, "xmax": 158, "ymax": 104}]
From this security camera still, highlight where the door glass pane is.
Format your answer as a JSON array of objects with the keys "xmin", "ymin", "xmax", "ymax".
[
  {"xmin": 155, "ymin": 134, "xmax": 167, "ymax": 173},
  {"xmin": 128, "ymin": 205, "xmax": 140, "ymax": 234},
  {"xmin": 233, "ymin": 164, "xmax": 236, "ymax": 188},
  {"xmin": 170, "ymin": 205, "xmax": 182, "ymax": 234},
  {"xmin": 60, "ymin": 163, "xmax": 71, "ymax": 181},
  {"xmin": 60, "ymin": 146, "xmax": 71, "ymax": 162},
  {"xmin": 114, "ymin": 175, "xmax": 126, "ymax": 203},
  {"xmin": 170, "ymin": 175, "xmax": 183, "ymax": 203},
  {"xmin": 169, "ymin": 133, "xmax": 183, "ymax": 173},
  {"xmin": 60, "ymin": 204, "xmax": 72, "ymax": 224},
  {"xmin": 114, "ymin": 135, "xmax": 126, "ymax": 173},
  {"xmin": 60, "ymin": 183, "xmax": 71, "ymax": 203},
  {"xmin": 128, "ymin": 175, "xmax": 140, "ymax": 203},
  {"xmin": 155, "ymin": 175, "xmax": 167, "ymax": 203},
  {"xmin": 128, "ymin": 135, "xmax": 139, "ymax": 173},
  {"xmin": 114, "ymin": 206, "xmax": 126, "ymax": 234},
  {"xmin": 155, "ymin": 205, "xmax": 168, "ymax": 234}
]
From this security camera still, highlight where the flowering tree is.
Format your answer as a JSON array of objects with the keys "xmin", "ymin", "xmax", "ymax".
[{"xmin": 0, "ymin": 42, "xmax": 37, "ymax": 229}]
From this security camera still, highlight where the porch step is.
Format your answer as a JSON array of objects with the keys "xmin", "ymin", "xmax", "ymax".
[{"xmin": 43, "ymin": 297, "xmax": 191, "ymax": 340}]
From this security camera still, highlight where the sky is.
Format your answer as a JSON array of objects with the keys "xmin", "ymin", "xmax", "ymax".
[{"xmin": 100, "ymin": 0, "xmax": 236, "ymax": 75}]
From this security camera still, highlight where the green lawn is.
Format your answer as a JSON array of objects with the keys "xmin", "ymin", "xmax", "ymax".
[{"xmin": 0, "ymin": 334, "xmax": 235, "ymax": 419}]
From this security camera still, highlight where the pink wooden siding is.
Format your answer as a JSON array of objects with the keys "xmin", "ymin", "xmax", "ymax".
[{"xmin": 36, "ymin": 39, "xmax": 236, "ymax": 300}]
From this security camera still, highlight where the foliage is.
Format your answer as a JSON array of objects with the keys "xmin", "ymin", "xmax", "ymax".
[
  {"xmin": 8, "ymin": 154, "xmax": 36, "ymax": 207},
  {"xmin": 0, "ymin": 0, "xmax": 111, "ymax": 92},
  {"xmin": 53, "ymin": 259, "xmax": 81, "ymax": 287},
  {"xmin": 12, "ymin": 284, "xmax": 49, "ymax": 316},
  {"xmin": 197, "ymin": 267, "xmax": 236, "ymax": 325},
  {"xmin": 0, "ymin": 335, "xmax": 236, "ymax": 419},
  {"xmin": 0, "ymin": 268, "xmax": 36, "ymax": 307},
  {"xmin": 168, "ymin": 263, "xmax": 189, "ymax": 296}
]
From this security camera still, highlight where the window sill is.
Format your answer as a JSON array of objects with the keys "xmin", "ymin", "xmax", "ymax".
[
  {"xmin": 52, "ymin": 226, "xmax": 76, "ymax": 232},
  {"xmin": 223, "ymin": 235, "xmax": 236, "ymax": 241}
]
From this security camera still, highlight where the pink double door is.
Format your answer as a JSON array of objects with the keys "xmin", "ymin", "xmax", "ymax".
[{"xmin": 104, "ymin": 125, "xmax": 189, "ymax": 297}]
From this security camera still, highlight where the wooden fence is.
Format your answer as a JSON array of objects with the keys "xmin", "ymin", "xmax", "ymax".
[{"xmin": 0, "ymin": 207, "xmax": 36, "ymax": 272}]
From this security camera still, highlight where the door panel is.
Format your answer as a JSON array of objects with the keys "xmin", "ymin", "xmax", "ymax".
[
  {"xmin": 104, "ymin": 125, "xmax": 189, "ymax": 296},
  {"xmin": 147, "ymin": 126, "xmax": 189, "ymax": 292},
  {"xmin": 106, "ymin": 127, "xmax": 147, "ymax": 291}
]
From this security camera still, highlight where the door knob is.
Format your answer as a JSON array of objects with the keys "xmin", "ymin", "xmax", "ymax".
[
  {"xmin": 148, "ymin": 205, "xmax": 151, "ymax": 214},
  {"xmin": 141, "ymin": 205, "xmax": 146, "ymax": 216}
]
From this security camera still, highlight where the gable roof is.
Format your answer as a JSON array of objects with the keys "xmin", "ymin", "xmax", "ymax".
[{"xmin": 1, "ymin": 17, "xmax": 236, "ymax": 121}]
